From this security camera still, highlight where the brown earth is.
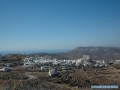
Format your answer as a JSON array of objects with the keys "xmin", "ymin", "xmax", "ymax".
[{"xmin": 0, "ymin": 66, "xmax": 120, "ymax": 90}]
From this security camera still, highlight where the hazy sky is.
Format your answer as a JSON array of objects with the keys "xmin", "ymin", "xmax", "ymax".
[{"xmin": 0, "ymin": 0, "xmax": 120, "ymax": 51}]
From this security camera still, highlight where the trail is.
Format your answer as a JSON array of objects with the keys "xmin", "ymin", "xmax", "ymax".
[{"xmin": 25, "ymin": 72, "xmax": 37, "ymax": 80}]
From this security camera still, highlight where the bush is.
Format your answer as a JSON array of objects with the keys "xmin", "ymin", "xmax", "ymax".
[{"xmin": 0, "ymin": 72, "xmax": 28, "ymax": 80}]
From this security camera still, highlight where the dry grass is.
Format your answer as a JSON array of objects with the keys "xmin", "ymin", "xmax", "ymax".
[
  {"xmin": 0, "ymin": 71, "xmax": 28, "ymax": 80},
  {"xmin": 56, "ymin": 67, "xmax": 120, "ymax": 89},
  {"xmin": 0, "ymin": 66, "xmax": 120, "ymax": 90},
  {"xmin": 15, "ymin": 78, "xmax": 72, "ymax": 90},
  {"xmin": 16, "ymin": 67, "xmax": 120, "ymax": 89},
  {"xmin": 112, "ymin": 64, "xmax": 120, "ymax": 69}
]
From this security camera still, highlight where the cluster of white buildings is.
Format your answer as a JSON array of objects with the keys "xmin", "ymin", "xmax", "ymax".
[
  {"xmin": 113, "ymin": 60, "xmax": 120, "ymax": 64},
  {"xmin": 0, "ymin": 63, "xmax": 11, "ymax": 72},
  {"xmin": 22, "ymin": 55, "xmax": 109, "ymax": 76},
  {"xmin": 94, "ymin": 60, "xmax": 107, "ymax": 67},
  {"xmin": 23, "ymin": 55, "xmax": 107, "ymax": 68}
]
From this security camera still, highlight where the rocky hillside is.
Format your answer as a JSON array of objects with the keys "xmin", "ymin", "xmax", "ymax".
[
  {"xmin": 2, "ymin": 47, "xmax": 120, "ymax": 62},
  {"xmin": 60, "ymin": 47, "xmax": 120, "ymax": 61}
]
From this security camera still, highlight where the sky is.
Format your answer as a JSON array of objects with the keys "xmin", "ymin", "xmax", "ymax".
[{"xmin": 0, "ymin": 0, "xmax": 120, "ymax": 52}]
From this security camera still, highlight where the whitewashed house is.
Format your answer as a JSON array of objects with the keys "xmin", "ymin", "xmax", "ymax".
[
  {"xmin": 40, "ymin": 66, "xmax": 48, "ymax": 71},
  {"xmin": 95, "ymin": 60, "xmax": 107, "ymax": 67},
  {"xmin": 48, "ymin": 69, "xmax": 57, "ymax": 76},
  {"xmin": 114, "ymin": 60, "xmax": 120, "ymax": 64},
  {"xmin": 23, "ymin": 58, "xmax": 35, "ymax": 66}
]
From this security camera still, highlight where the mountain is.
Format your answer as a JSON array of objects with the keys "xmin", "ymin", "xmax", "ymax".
[
  {"xmin": 1, "ymin": 47, "xmax": 120, "ymax": 62},
  {"xmin": 26, "ymin": 47, "xmax": 120, "ymax": 61},
  {"xmin": 60, "ymin": 47, "xmax": 120, "ymax": 61}
]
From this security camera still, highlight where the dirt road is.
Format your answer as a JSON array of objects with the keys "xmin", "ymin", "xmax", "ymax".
[{"xmin": 25, "ymin": 72, "xmax": 37, "ymax": 80}]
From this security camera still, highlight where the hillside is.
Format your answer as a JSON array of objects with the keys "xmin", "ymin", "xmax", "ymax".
[
  {"xmin": 59, "ymin": 47, "xmax": 120, "ymax": 61},
  {"xmin": 2, "ymin": 47, "xmax": 120, "ymax": 62}
]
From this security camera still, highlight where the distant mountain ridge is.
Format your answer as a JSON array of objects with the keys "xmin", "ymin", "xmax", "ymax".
[
  {"xmin": 29, "ymin": 47, "xmax": 120, "ymax": 61},
  {"xmin": 60, "ymin": 47, "xmax": 120, "ymax": 61},
  {"xmin": 2, "ymin": 47, "xmax": 120, "ymax": 62}
]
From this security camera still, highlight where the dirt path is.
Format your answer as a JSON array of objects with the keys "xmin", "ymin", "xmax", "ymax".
[{"xmin": 25, "ymin": 72, "xmax": 37, "ymax": 80}]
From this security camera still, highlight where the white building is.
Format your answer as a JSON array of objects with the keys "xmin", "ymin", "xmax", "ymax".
[
  {"xmin": 95, "ymin": 60, "xmax": 107, "ymax": 67},
  {"xmin": 48, "ymin": 69, "xmax": 57, "ymax": 76},
  {"xmin": 114, "ymin": 60, "xmax": 120, "ymax": 64}
]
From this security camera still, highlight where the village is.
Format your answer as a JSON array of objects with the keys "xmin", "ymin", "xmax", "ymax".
[
  {"xmin": 22, "ymin": 55, "xmax": 108, "ymax": 76},
  {"xmin": 0, "ymin": 55, "xmax": 108, "ymax": 74}
]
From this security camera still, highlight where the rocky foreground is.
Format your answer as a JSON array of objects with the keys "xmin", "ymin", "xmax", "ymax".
[{"xmin": 0, "ymin": 65, "xmax": 120, "ymax": 90}]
